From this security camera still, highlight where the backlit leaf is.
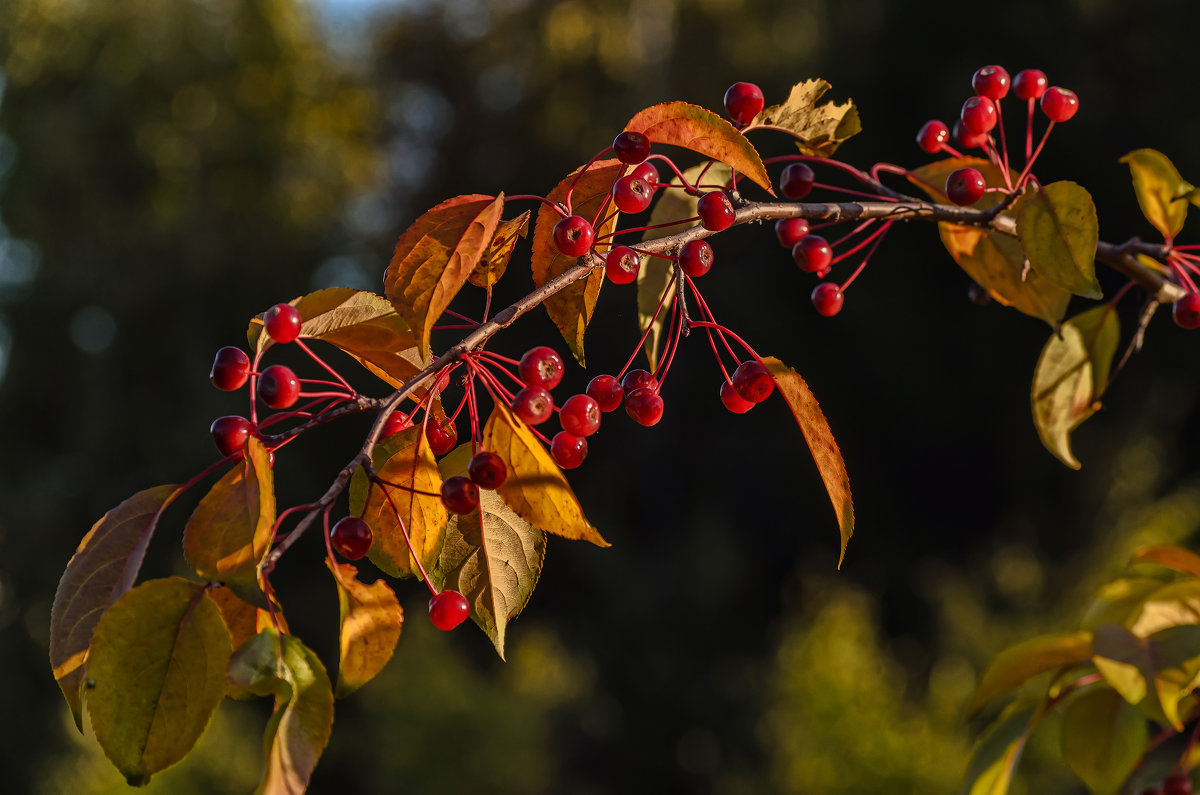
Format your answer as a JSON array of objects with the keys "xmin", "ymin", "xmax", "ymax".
[
  {"xmin": 968, "ymin": 631, "xmax": 1093, "ymax": 716},
  {"xmin": 762, "ymin": 357, "xmax": 854, "ymax": 567},
  {"xmin": 50, "ymin": 483, "xmax": 178, "ymax": 730},
  {"xmin": 1082, "ymin": 578, "xmax": 1165, "ymax": 630},
  {"xmin": 384, "ymin": 194, "xmax": 506, "ymax": 359},
  {"xmin": 1015, "ymin": 181, "xmax": 1101, "ymax": 298},
  {"xmin": 470, "ymin": 211, "xmax": 530, "ymax": 289},
  {"xmin": 625, "ymin": 101, "xmax": 772, "ymax": 191},
  {"xmin": 1060, "ymin": 687, "xmax": 1147, "ymax": 795},
  {"xmin": 325, "ymin": 559, "xmax": 403, "ymax": 697},
  {"xmin": 531, "ymin": 160, "xmax": 623, "ymax": 365},
  {"xmin": 1132, "ymin": 545, "xmax": 1200, "ymax": 579},
  {"xmin": 1031, "ymin": 305, "xmax": 1120, "ymax": 469},
  {"xmin": 961, "ymin": 703, "xmax": 1038, "ymax": 795},
  {"xmin": 1121, "ymin": 149, "xmax": 1191, "ymax": 239},
  {"xmin": 482, "ymin": 401, "xmax": 608, "ymax": 547},
  {"xmin": 1127, "ymin": 580, "xmax": 1200, "ymax": 638},
  {"xmin": 183, "ymin": 437, "xmax": 276, "ymax": 607},
  {"xmin": 86, "ymin": 578, "xmax": 231, "ymax": 786},
  {"xmin": 209, "ymin": 586, "xmax": 287, "ymax": 700},
  {"xmin": 1092, "ymin": 622, "xmax": 1200, "ymax": 730},
  {"xmin": 744, "ymin": 78, "xmax": 861, "ymax": 158}
]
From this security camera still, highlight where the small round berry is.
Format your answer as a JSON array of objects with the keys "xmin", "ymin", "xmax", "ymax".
[
  {"xmin": 518, "ymin": 346, "xmax": 564, "ymax": 390},
  {"xmin": 612, "ymin": 130, "xmax": 651, "ymax": 164},
  {"xmin": 625, "ymin": 387, "xmax": 664, "ymax": 427},
  {"xmin": 775, "ymin": 218, "xmax": 810, "ymax": 248},
  {"xmin": 720, "ymin": 381, "xmax": 755, "ymax": 414},
  {"xmin": 779, "ymin": 162, "xmax": 816, "ymax": 199},
  {"xmin": 605, "ymin": 246, "xmax": 641, "ymax": 285},
  {"xmin": 697, "ymin": 191, "xmax": 736, "ymax": 232},
  {"xmin": 441, "ymin": 475, "xmax": 479, "ymax": 515},
  {"xmin": 467, "ymin": 451, "xmax": 507, "ymax": 489},
  {"xmin": 552, "ymin": 215, "xmax": 595, "ymax": 258},
  {"xmin": 330, "ymin": 516, "xmax": 373, "ymax": 560},
  {"xmin": 960, "ymin": 96, "xmax": 998, "ymax": 135},
  {"xmin": 946, "ymin": 167, "xmax": 987, "ymax": 206},
  {"xmin": 916, "ymin": 120, "xmax": 950, "ymax": 154},
  {"xmin": 811, "ymin": 282, "xmax": 844, "ymax": 317},
  {"xmin": 551, "ymin": 432, "xmax": 588, "ymax": 469},
  {"xmin": 723, "ymin": 81, "xmax": 764, "ymax": 126},
  {"xmin": 971, "ymin": 65, "xmax": 1010, "ymax": 100},
  {"xmin": 793, "ymin": 234, "xmax": 832, "ymax": 273},
  {"xmin": 424, "ymin": 417, "xmax": 458, "ymax": 456},
  {"xmin": 952, "ymin": 119, "xmax": 989, "ymax": 150},
  {"xmin": 258, "ymin": 364, "xmax": 301, "ymax": 409},
  {"xmin": 513, "ymin": 386, "xmax": 554, "ymax": 425},
  {"xmin": 679, "ymin": 239, "xmax": 714, "ymax": 278},
  {"xmin": 380, "ymin": 410, "xmax": 412, "ymax": 440},
  {"xmin": 210, "ymin": 346, "xmax": 252, "ymax": 391},
  {"xmin": 428, "ymin": 589, "xmax": 471, "ymax": 631},
  {"xmin": 632, "ymin": 161, "xmax": 658, "ymax": 186},
  {"xmin": 1173, "ymin": 293, "xmax": 1200, "ymax": 329},
  {"xmin": 560, "ymin": 393, "xmax": 601, "ymax": 437},
  {"xmin": 1012, "ymin": 69, "xmax": 1048, "ymax": 101},
  {"xmin": 731, "ymin": 360, "xmax": 775, "ymax": 403},
  {"xmin": 612, "ymin": 174, "xmax": 654, "ymax": 214},
  {"xmin": 1040, "ymin": 86, "xmax": 1079, "ymax": 122},
  {"xmin": 621, "ymin": 369, "xmax": 658, "ymax": 397},
  {"xmin": 1163, "ymin": 774, "xmax": 1193, "ymax": 795},
  {"xmin": 587, "ymin": 374, "xmax": 624, "ymax": 412},
  {"xmin": 263, "ymin": 303, "xmax": 302, "ymax": 344},
  {"xmin": 211, "ymin": 415, "xmax": 253, "ymax": 456}
]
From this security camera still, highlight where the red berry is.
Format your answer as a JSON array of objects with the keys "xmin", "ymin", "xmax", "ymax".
[
  {"xmin": 946, "ymin": 168, "xmax": 987, "ymax": 206},
  {"xmin": 380, "ymin": 410, "xmax": 412, "ymax": 440},
  {"xmin": 467, "ymin": 451, "xmax": 507, "ymax": 489},
  {"xmin": 731, "ymin": 360, "xmax": 775, "ymax": 403},
  {"xmin": 551, "ymin": 432, "xmax": 588, "ymax": 469},
  {"xmin": 952, "ymin": 119, "xmax": 988, "ymax": 150},
  {"xmin": 697, "ymin": 191, "xmax": 735, "ymax": 232},
  {"xmin": 586, "ymin": 374, "xmax": 624, "ymax": 412},
  {"xmin": 723, "ymin": 81, "xmax": 764, "ymax": 126},
  {"xmin": 258, "ymin": 364, "xmax": 300, "ymax": 409},
  {"xmin": 1013, "ymin": 69, "xmax": 1048, "ymax": 101},
  {"xmin": 720, "ymin": 381, "xmax": 754, "ymax": 414},
  {"xmin": 972, "ymin": 65, "xmax": 1010, "ymax": 100},
  {"xmin": 612, "ymin": 174, "xmax": 654, "ymax": 214},
  {"xmin": 960, "ymin": 96, "xmax": 998, "ymax": 135},
  {"xmin": 1173, "ymin": 293, "xmax": 1200, "ymax": 329},
  {"xmin": 1163, "ymin": 774, "xmax": 1193, "ymax": 795},
  {"xmin": 1040, "ymin": 86, "xmax": 1079, "ymax": 122},
  {"xmin": 211, "ymin": 415, "xmax": 253, "ymax": 456},
  {"xmin": 793, "ymin": 234, "xmax": 832, "ymax": 273},
  {"xmin": 779, "ymin": 162, "xmax": 815, "ymax": 199},
  {"xmin": 330, "ymin": 516, "xmax": 372, "ymax": 560},
  {"xmin": 775, "ymin": 218, "xmax": 810, "ymax": 248},
  {"xmin": 518, "ymin": 346, "xmax": 564, "ymax": 389},
  {"xmin": 632, "ymin": 161, "xmax": 658, "ymax": 186},
  {"xmin": 560, "ymin": 393, "xmax": 601, "ymax": 437},
  {"xmin": 625, "ymin": 387, "xmax": 664, "ymax": 427},
  {"xmin": 513, "ymin": 386, "xmax": 554, "ymax": 425},
  {"xmin": 811, "ymin": 282, "xmax": 844, "ymax": 317},
  {"xmin": 210, "ymin": 346, "xmax": 251, "ymax": 391},
  {"xmin": 428, "ymin": 589, "xmax": 470, "ymax": 631},
  {"xmin": 916, "ymin": 120, "xmax": 950, "ymax": 154},
  {"xmin": 621, "ymin": 369, "xmax": 658, "ymax": 396},
  {"xmin": 552, "ymin": 215, "xmax": 594, "ymax": 258},
  {"xmin": 263, "ymin": 303, "xmax": 302, "ymax": 344},
  {"xmin": 605, "ymin": 246, "xmax": 641, "ymax": 285},
  {"xmin": 441, "ymin": 475, "xmax": 479, "ymax": 515},
  {"xmin": 424, "ymin": 417, "xmax": 458, "ymax": 456},
  {"xmin": 679, "ymin": 239, "xmax": 714, "ymax": 278},
  {"xmin": 612, "ymin": 130, "xmax": 651, "ymax": 164}
]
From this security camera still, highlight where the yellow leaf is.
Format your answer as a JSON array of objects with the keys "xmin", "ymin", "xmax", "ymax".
[
  {"xmin": 744, "ymin": 78, "xmax": 861, "ymax": 158},
  {"xmin": 326, "ymin": 559, "xmax": 404, "ymax": 697},
  {"xmin": 470, "ymin": 211, "xmax": 531, "ymax": 289}
]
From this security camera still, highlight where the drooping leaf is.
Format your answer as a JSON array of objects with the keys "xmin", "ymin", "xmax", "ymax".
[
  {"xmin": 227, "ymin": 630, "xmax": 334, "ymax": 795},
  {"xmin": 325, "ymin": 559, "xmax": 403, "ymax": 697},
  {"xmin": 247, "ymin": 288, "xmax": 424, "ymax": 388},
  {"xmin": 1120, "ymin": 149, "xmax": 1192, "ymax": 239},
  {"xmin": 625, "ymin": 102, "xmax": 772, "ymax": 191},
  {"xmin": 183, "ymin": 437, "xmax": 276, "ymax": 607},
  {"xmin": 384, "ymin": 194, "xmax": 506, "ymax": 359},
  {"xmin": 1132, "ymin": 545, "xmax": 1200, "ymax": 579},
  {"xmin": 1031, "ymin": 305, "xmax": 1120, "ymax": 469},
  {"xmin": 762, "ymin": 357, "xmax": 853, "ymax": 567},
  {"xmin": 744, "ymin": 78, "xmax": 861, "ymax": 158},
  {"xmin": 1059, "ymin": 686, "xmax": 1147, "ymax": 795},
  {"xmin": 968, "ymin": 631, "xmax": 1094, "ymax": 716},
  {"xmin": 1015, "ymin": 181, "xmax": 1101, "ymax": 298},
  {"xmin": 86, "ymin": 578, "xmax": 231, "ymax": 786},
  {"xmin": 347, "ymin": 425, "xmax": 447, "ymax": 578},
  {"xmin": 531, "ymin": 160, "xmax": 624, "ymax": 365},
  {"xmin": 470, "ymin": 211, "xmax": 531, "ymax": 289},
  {"xmin": 961, "ymin": 703, "xmax": 1039, "ymax": 795},
  {"xmin": 49, "ymin": 483, "xmax": 178, "ymax": 730},
  {"xmin": 482, "ymin": 401, "xmax": 608, "ymax": 547},
  {"xmin": 1091, "ymin": 622, "xmax": 1200, "ymax": 730}
]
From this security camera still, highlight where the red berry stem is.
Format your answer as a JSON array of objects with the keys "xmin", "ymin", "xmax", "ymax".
[
  {"xmin": 505, "ymin": 194, "xmax": 568, "ymax": 218},
  {"xmin": 652, "ymin": 285, "xmax": 686, "ymax": 389},
  {"xmin": 684, "ymin": 277, "xmax": 740, "ymax": 363},
  {"xmin": 837, "ymin": 221, "xmax": 892, "ymax": 291},
  {"xmin": 377, "ymin": 482, "xmax": 438, "ymax": 594},
  {"xmin": 615, "ymin": 266, "xmax": 677, "ymax": 381},
  {"xmin": 465, "ymin": 368, "xmax": 482, "ymax": 455},
  {"xmin": 589, "ymin": 191, "xmax": 617, "ymax": 233},
  {"xmin": 646, "ymin": 154, "xmax": 699, "ymax": 193},
  {"xmin": 294, "ymin": 337, "xmax": 355, "ymax": 392},
  {"xmin": 810, "ymin": 182, "xmax": 894, "ymax": 202},
  {"xmin": 475, "ymin": 350, "xmax": 520, "ymax": 367},
  {"xmin": 702, "ymin": 324, "xmax": 734, "ymax": 383},
  {"xmin": 321, "ymin": 507, "xmax": 349, "ymax": 586},
  {"xmin": 470, "ymin": 353, "xmax": 523, "ymax": 395},
  {"xmin": 687, "ymin": 320, "xmax": 763, "ymax": 363},
  {"xmin": 596, "ymin": 216, "xmax": 703, "ymax": 242},
  {"xmin": 762, "ymin": 154, "xmax": 906, "ymax": 201},
  {"xmin": 1014, "ymin": 122, "xmax": 1055, "ymax": 187},
  {"xmin": 992, "ymin": 100, "xmax": 1011, "ymax": 181},
  {"xmin": 831, "ymin": 220, "xmax": 893, "ymax": 267},
  {"xmin": 1169, "ymin": 257, "xmax": 1200, "ymax": 293},
  {"xmin": 564, "ymin": 147, "xmax": 612, "ymax": 213},
  {"xmin": 827, "ymin": 218, "xmax": 878, "ymax": 249}
]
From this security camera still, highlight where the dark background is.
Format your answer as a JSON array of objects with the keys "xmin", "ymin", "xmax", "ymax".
[{"xmin": 3, "ymin": 0, "xmax": 1200, "ymax": 792}]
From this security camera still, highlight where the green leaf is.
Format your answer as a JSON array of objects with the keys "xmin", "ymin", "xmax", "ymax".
[
  {"xmin": 744, "ymin": 78, "xmax": 861, "ymax": 157},
  {"xmin": 1121, "ymin": 149, "xmax": 1192, "ymax": 239},
  {"xmin": 1082, "ymin": 578, "xmax": 1166, "ymax": 630},
  {"xmin": 968, "ymin": 631, "xmax": 1093, "ymax": 716},
  {"xmin": 1132, "ymin": 545, "xmax": 1200, "ymax": 579},
  {"xmin": 50, "ymin": 484, "xmax": 178, "ymax": 730},
  {"xmin": 227, "ymin": 630, "xmax": 334, "ymax": 795},
  {"xmin": 326, "ymin": 559, "xmax": 403, "ymax": 697},
  {"xmin": 961, "ymin": 703, "xmax": 1038, "ymax": 795},
  {"xmin": 1015, "ymin": 181, "xmax": 1101, "ymax": 298},
  {"xmin": 1127, "ymin": 579, "xmax": 1200, "ymax": 638},
  {"xmin": 1031, "ymin": 305, "xmax": 1121, "ymax": 469},
  {"xmin": 1060, "ymin": 686, "xmax": 1148, "ymax": 795},
  {"xmin": 625, "ymin": 101, "xmax": 772, "ymax": 192},
  {"xmin": 86, "ymin": 578, "xmax": 232, "ymax": 786},
  {"xmin": 208, "ymin": 586, "xmax": 289, "ymax": 700},
  {"xmin": 470, "ymin": 211, "xmax": 530, "ymax": 289}
]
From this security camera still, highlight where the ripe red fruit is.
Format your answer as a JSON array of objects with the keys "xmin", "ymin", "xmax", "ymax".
[
  {"xmin": 330, "ymin": 516, "xmax": 372, "ymax": 560},
  {"xmin": 952, "ymin": 119, "xmax": 988, "ymax": 150},
  {"xmin": 263, "ymin": 303, "xmax": 302, "ymax": 344},
  {"xmin": 211, "ymin": 415, "xmax": 253, "ymax": 456},
  {"xmin": 697, "ymin": 191, "xmax": 735, "ymax": 232},
  {"xmin": 621, "ymin": 369, "xmax": 658, "ymax": 396},
  {"xmin": 1173, "ymin": 293, "xmax": 1200, "ymax": 329},
  {"xmin": 723, "ymin": 81, "xmax": 764, "ymax": 126},
  {"xmin": 916, "ymin": 120, "xmax": 950, "ymax": 154},
  {"xmin": 960, "ymin": 96, "xmax": 998, "ymax": 135},
  {"xmin": 679, "ymin": 239, "xmax": 714, "ymax": 278},
  {"xmin": 586, "ymin": 374, "xmax": 624, "ymax": 412},
  {"xmin": 513, "ymin": 386, "xmax": 554, "ymax": 425},
  {"xmin": 946, "ymin": 168, "xmax": 987, "ymax": 206},
  {"xmin": 551, "ymin": 432, "xmax": 588, "ymax": 469},
  {"xmin": 468, "ymin": 451, "xmax": 507, "ymax": 489},
  {"xmin": 632, "ymin": 161, "xmax": 658, "ymax": 186},
  {"xmin": 380, "ymin": 410, "xmax": 412, "ymax": 439},
  {"xmin": 1163, "ymin": 774, "xmax": 1193, "ymax": 795},
  {"xmin": 258, "ymin": 364, "xmax": 301, "ymax": 409},
  {"xmin": 210, "ymin": 346, "xmax": 251, "ymax": 391},
  {"xmin": 811, "ymin": 282, "xmax": 844, "ymax": 317},
  {"xmin": 441, "ymin": 475, "xmax": 479, "ymax": 515},
  {"xmin": 560, "ymin": 393, "xmax": 601, "ymax": 437},
  {"xmin": 1013, "ymin": 69, "xmax": 1048, "ymax": 101},
  {"xmin": 424, "ymin": 417, "xmax": 457, "ymax": 456},
  {"xmin": 625, "ymin": 387, "xmax": 664, "ymax": 426},
  {"xmin": 605, "ymin": 246, "xmax": 641, "ymax": 285},
  {"xmin": 972, "ymin": 65, "xmax": 1010, "ymax": 100},
  {"xmin": 720, "ymin": 381, "xmax": 754, "ymax": 414},
  {"xmin": 428, "ymin": 589, "xmax": 470, "ymax": 631},
  {"xmin": 518, "ymin": 345, "xmax": 564, "ymax": 390},
  {"xmin": 612, "ymin": 174, "xmax": 654, "ymax": 214},
  {"xmin": 552, "ymin": 215, "xmax": 595, "ymax": 258},
  {"xmin": 793, "ymin": 234, "xmax": 832, "ymax": 273},
  {"xmin": 612, "ymin": 130, "xmax": 651, "ymax": 164},
  {"xmin": 731, "ymin": 360, "xmax": 775, "ymax": 403},
  {"xmin": 779, "ymin": 162, "xmax": 816, "ymax": 199},
  {"xmin": 1040, "ymin": 86, "xmax": 1079, "ymax": 122},
  {"xmin": 775, "ymin": 218, "xmax": 810, "ymax": 248}
]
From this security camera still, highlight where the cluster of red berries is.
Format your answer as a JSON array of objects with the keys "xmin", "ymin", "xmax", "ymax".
[
  {"xmin": 770, "ymin": 173, "xmax": 844, "ymax": 316},
  {"xmin": 718, "ymin": 359, "xmax": 775, "ymax": 413}
]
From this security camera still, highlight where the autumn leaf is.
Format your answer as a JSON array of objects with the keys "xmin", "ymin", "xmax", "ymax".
[
  {"xmin": 325, "ymin": 559, "xmax": 404, "ymax": 697},
  {"xmin": 209, "ymin": 586, "xmax": 289, "ymax": 700},
  {"xmin": 961, "ymin": 703, "xmax": 1039, "ymax": 795},
  {"xmin": 1015, "ymin": 181, "xmax": 1101, "ymax": 299},
  {"xmin": 470, "ymin": 211, "xmax": 531, "ymax": 289},
  {"xmin": 1121, "ymin": 148, "xmax": 1192, "ymax": 239},
  {"xmin": 1131, "ymin": 545, "xmax": 1200, "ymax": 579},
  {"xmin": 968, "ymin": 631, "xmax": 1093, "ymax": 716},
  {"xmin": 744, "ymin": 78, "xmax": 861, "ymax": 158},
  {"xmin": 1060, "ymin": 687, "xmax": 1147, "ymax": 795}
]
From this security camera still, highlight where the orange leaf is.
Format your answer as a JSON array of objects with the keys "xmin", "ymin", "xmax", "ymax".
[
  {"xmin": 1132, "ymin": 546, "xmax": 1200, "ymax": 579},
  {"xmin": 470, "ymin": 211, "xmax": 531, "ymax": 289},
  {"xmin": 325, "ymin": 559, "xmax": 404, "ymax": 697}
]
